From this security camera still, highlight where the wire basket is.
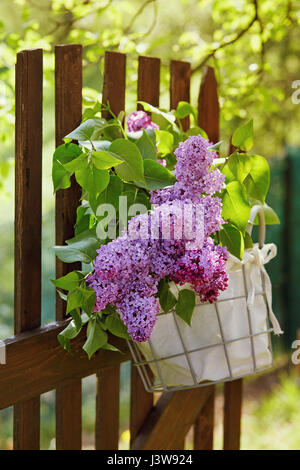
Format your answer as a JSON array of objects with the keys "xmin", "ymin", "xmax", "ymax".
[{"xmin": 127, "ymin": 206, "xmax": 280, "ymax": 393}]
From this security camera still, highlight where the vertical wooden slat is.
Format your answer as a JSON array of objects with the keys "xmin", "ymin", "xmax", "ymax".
[
  {"xmin": 169, "ymin": 58, "xmax": 192, "ymax": 450},
  {"xmin": 223, "ymin": 379, "xmax": 243, "ymax": 450},
  {"xmin": 14, "ymin": 48, "xmax": 43, "ymax": 451},
  {"xmin": 129, "ymin": 55, "xmax": 160, "ymax": 449},
  {"xmin": 138, "ymin": 56, "xmax": 160, "ymax": 108},
  {"xmin": 170, "ymin": 60, "xmax": 191, "ymax": 131},
  {"xmin": 95, "ymin": 367, "xmax": 120, "ymax": 449},
  {"xmin": 55, "ymin": 44, "xmax": 82, "ymax": 450},
  {"xmin": 193, "ymin": 386, "xmax": 215, "ymax": 450},
  {"xmin": 95, "ymin": 51, "xmax": 126, "ymax": 451},
  {"xmin": 198, "ymin": 66, "xmax": 220, "ymax": 143},
  {"xmin": 193, "ymin": 65, "xmax": 222, "ymax": 450}
]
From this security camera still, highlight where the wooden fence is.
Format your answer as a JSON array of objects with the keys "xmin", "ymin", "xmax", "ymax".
[{"xmin": 0, "ymin": 45, "xmax": 243, "ymax": 450}]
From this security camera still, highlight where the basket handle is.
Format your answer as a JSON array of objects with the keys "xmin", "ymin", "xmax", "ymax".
[{"xmin": 246, "ymin": 205, "xmax": 266, "ymax": 249}]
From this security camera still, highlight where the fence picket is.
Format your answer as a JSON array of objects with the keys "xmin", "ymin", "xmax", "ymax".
[
  {"xmin": 170, "ymin": 60, "xmax": 191, "ymax": 131},
  {"xmin": 193, "ymin": 65, "xmax": 222, "ymax": 450},
  {"xmin": 198, "ymin": 66, "xmax": 220, "ymax": 143},
  {"xmin": 95, "ymin": 51, "xmax": 126, "ymax": 450},
  {"xmin": 129, "ymin": 55, "xmax": 160, "ymax": 449},
  {"xmin": 55, "ymin": 44, "xmax": 83, "ymax": 450},
  {"xmin": 13, "ymin": 49, "xmax": 43, "ymax": 450},
  {"xmin": 223, "ymin": 379, "xmax": 243, "ymax": 450}
]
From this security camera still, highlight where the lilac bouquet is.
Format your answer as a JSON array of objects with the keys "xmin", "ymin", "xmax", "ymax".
[{"xmin": 52, "ymin": 105, "xmax": 278, "ymax": 357}]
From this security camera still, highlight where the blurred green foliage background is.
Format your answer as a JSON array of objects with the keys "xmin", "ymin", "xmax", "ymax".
[{"xmin": 1, "ymin": 0, "xmax": 300, "ymax": 450}]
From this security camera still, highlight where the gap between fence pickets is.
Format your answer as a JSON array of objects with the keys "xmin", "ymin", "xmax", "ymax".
[{"xmin": 0, "ymin": 320, "xmax": 129, "ymax": 411}]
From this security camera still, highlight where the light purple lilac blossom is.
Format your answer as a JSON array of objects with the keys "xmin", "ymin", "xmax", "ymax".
[
  {"xmin": 127, "ymin": 110, "xmax": 159, "ymax": 132},
  {"xmin": 88, "ymin": 134, "xmax": 228, "ymax": 342}
]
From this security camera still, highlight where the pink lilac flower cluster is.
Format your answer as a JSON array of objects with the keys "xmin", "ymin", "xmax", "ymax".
[
  {"xmin": 127, "ymin": 110, "xmax": 159, "ymax": 132},
  {"xmin": 88, "ymin": 134, "xmax": 228, "ymax": 342}
]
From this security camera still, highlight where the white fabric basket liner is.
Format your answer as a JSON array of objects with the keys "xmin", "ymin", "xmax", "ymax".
[{"xmin": 129, "ymin": 243, "xmax": 283, "ymax": 391}]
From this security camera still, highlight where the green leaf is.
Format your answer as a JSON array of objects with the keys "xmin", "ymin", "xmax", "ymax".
[
  {"xmin": 138, "ymin": 159, "xmax": 176, "ymax": 190},
  {"xmin": 78, "ymin": 140, "xmax": 111, "ymax": 151},
  {"xmin": 232, "ymin": 120, "xmax": 254, "ymax": 151},
  {"xmin": 96, "ymin": 174, "xmax": 123, "ymax": 209},
  {"xmin": 54, "ymin": 229, "xmax": 100, "ymax": 263},
  {"xmin": 175, "ymin": 289, "xmax": 195, "ymax": 326},
  {"xmin": 221, "ymin": 181, "xmax": 251, "ymax": 233},
  {"xmin": 57, "ymin": 319, "xmax": 82, "ymax": 352},
  {"xmin": 75, "ymin": 166, "xmax": 110, "ymax": 195},
  {"xmin": 175, "ymin": 101, "xmax": 197, "ymax": 120},
  {"xmin": 221, "ymin": 163, "xmax": 236, "ymax": 183},
  {"xmin": 83, "ymin": 320, "xmax": 108, "ymax": 359},
  {"xmin": 156, "ymin": 130, "xmax": 174, "ymax": 155},
  {"xmin": 207, "ymin": 141, "xmax": 223, "ymax": 152},
  {"xmin": 105, "ymin": 315, "xmax": 130, "ymax": 339},
  {"xmin": 66, "ymin": 286, "xmax": 96, "ymax": 316},
  {"xmin": 219, "ymin": 224, "xmax": 244, "ymax": 260},
  {"xmin": 244, "ymin": 231, "xmax": 254, "ymax": 249},
  {"xmin": 243, "ymin": 154, "xmax": 270, "ymax": 203},
  {"xmin": 136, "ymin": 129, "xmax": 157, "ymax": 160},
  {"xmin": 62, "ymin": 152, "xmax": 88, "ymax": 172},
  {"xmin": 51, "ymin": 271, "xmax": 86, "ymax": 291},
  {"xmin": 91, "ymin": 150, "xmax": 123, "ymax": 170},
  {"xmin": 252, "ymin": 202, "xmax": 280, "ymax": 225},
  {"xmin": 52, "ymin": 143, "xmax": 82, "ymax": 192},
  {"xmin": 110, "ymin": 139, "xmax": 144, "ymax": 183},
  {"xmin": 101, "ymin": 343, "xmax": 124, "ymax": 353},
  {"xmin": 158, "ymin": 279, "xmax": 177, "ymax": 313},
  {"xmin": 64, "ymin": 118, "xmax": 107, "ymax": 141},
  {"xmin": 138, "ymin": 101, "xmax": 178, "ymax": 131},
  {"xmin": 74, "ymin": 205, "xmax": 92, "ymax": 236},
  {"xmin": 228, "ymin": 151, "xmax": 252, "ymax": 184},
  {"xmin": 185, "ymin": 127, "xmax": 208, "ymax": 139}
]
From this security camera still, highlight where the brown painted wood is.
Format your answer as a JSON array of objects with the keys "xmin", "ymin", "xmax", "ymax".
[
  {"xmin": 129, "ymin": 56, "xmax": 160, "ymax": 449},
  {"xmin": 170, "ymin": 60, "xmax": 191, "ymax": 131},
  {"xmin": 223, "ymin": 379, "xmax": 243, "ymax": 450},
  {"xmin": 0, "ymin": 322, "xmax": 129, "ymax": 411},
  {"xmin": 95, "ymin": 367, "xmax": 120, "ymax": 450},
  {"xmin": 132, "ymin": 387, "xmax": 212, "ymax": 450},
  {"xmin": 102, "ymin": 51, "xmax": 126, "ymax": 119},
  {"xmin": 198, "ymin": 66, "xmax": 220, "ymax": 143},
  {"xmin": 95, "ymin": 51, "xmax": 126, "ymax": 451},
  {"xmin": 137, "ymin": 56, "xmax": 160, "ymax": 108},
  {"xmin": 14, "ymin": 48, "xmax": 43, "ymax": 450},
  {"xmin": 55, "ymin": 44, "xmax": 83, "ymax": 450},
  {"xmin": 193, "ymin": 386, "xmax": 215, "ymax": 450}
]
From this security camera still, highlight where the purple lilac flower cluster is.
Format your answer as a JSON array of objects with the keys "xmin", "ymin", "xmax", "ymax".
[
  {"xmin": 127, "ymin": 110, "xmax": 159, "ymax": 132},
  {"xmin": 88, "ymin": 134, "xmax": 228, "ymax": 342}
]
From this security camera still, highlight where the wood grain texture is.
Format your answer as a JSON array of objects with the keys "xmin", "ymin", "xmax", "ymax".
[
  {"xmin": 193, "ymin": 386, "xmax": 215, "ymax": 450},
  {"xmin": 14, "ymin": 48, "xmax": 43, "ymax": 450},
  {"xmin": 0, "ymin": 322, "xmax": 129, "ymax": 411},
  {"xmin": 129, "ymin": 55, "xmax": 160, "ymax": 449},
  {"xmin": 131, "ymin": 387, "xmax": 212, "ymax": 450},
  {"xmin": 198, "ymin": 66, "xmax": 220, "ymax": 143},
  {"xmin": 170, "ymin": 60, "xmax": 191, "ymax": 131},
  {"xmin": 95, "ymin": 367, "xmax": 120, "ymax": 450},
  {"xmin": 223, "ymin": 379, "xmax": 243, "ymax": 450},
  {"xmin": 137, "ymin": 56, "xmax": 160, "ymax": 108},
  {"xmin": 95, "ymin": 50, "xmax": 126, "ymax": 450},
  {"xmin": 55, "ymin": 44, "xmax": 83, "ymax": 450},
  {"xmin": 102, "ymin": 51, "xmax": 126, "ymax": 119}
]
